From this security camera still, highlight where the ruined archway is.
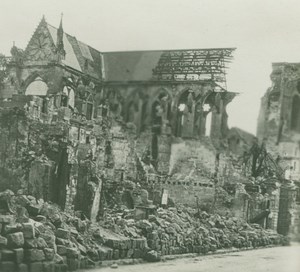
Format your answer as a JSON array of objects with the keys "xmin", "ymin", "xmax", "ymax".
[
  {"xmin": 176, "ymin": 89, "xmax": 195, "ymax": 137},
  {"xmin": 25, "ymin": 77, "xmax": 48, "ymax": 96},
  {"xmin": 291, "ymin": 95, "xmax": 300, "ymax": 132},
  {"xmin": 151, "ymin": 89, "xmax": 171, "ymax": 133}
]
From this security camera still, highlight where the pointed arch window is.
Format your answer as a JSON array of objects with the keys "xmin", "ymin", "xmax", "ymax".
[{"xmin": 25, "ymin": 77, "xmax": 48, "ymax": 96}]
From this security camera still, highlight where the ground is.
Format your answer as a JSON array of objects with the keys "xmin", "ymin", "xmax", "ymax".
[{"xmin": 84, "ymin": 245, "xmax": 300, "ymax": 272}]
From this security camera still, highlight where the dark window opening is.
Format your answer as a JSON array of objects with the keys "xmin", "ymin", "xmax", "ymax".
[
  {"xmin": 86, "ymin": 136, "xmax": 90, "ymax": 144},
  {"xmin": 41, "ymin": 98, "xmax": 48, "ymax": 114},
  {"xmin": 86, "ymin": 103, "xmax": 93, "ymax": 120},
  {"xmin": 291, "ymin": 95, "xmax": 300, "ymax": 132},
  {"xmin": 151, "ymin": 135, "xmax": 158, "ymax": 168},
  {"xmin": 297, "ymin": 81, "xmax": 300, "ymax": 94},
  {"xmin": 61, "ymin": 95, "xmax": 68, "ymax": 107}
]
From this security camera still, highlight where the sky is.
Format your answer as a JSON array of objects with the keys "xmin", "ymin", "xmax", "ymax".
[{"xmin": 1, "ymin": 0, "xmax": 300, "ymax": 134}]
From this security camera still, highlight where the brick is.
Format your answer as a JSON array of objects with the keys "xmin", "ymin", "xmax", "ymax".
[
  {"xmin": 14, "ymin": 248, "xmax": 24, "ymax": 263},
  {"xmin": 57, "ymin": 245, "xmax": 67, "ymax": 256},
  {"xmin": 26, "ymin": 205, "xmax": 40, "ymax": 217},
  {"xmin": 113, "ymin": 249, "xmax": 119, "ymax": 260},
  {"xmin": 0, "ymin": 235, "xmax": 8, "ymax": 246},
  {"xmin": 22, "ymin": 222, "xmax": 35, "ymax": 239},
  {"xmin": 44, "ymin": 248, "xmax": 55, "ymax": 261},
  {"xmin": 7, "ymin": 232, "xmax": 24, "ymax": 248},
  {"xmin": 0, "ymin": 215, "xmax": 14, "ymax": 224},
  {"xmin": 66, "ymin": 247, "xmax": 79, "ymax": 258},
  {"xmin": 4, "ymin": 223, "xmax": 23, "ymax": 234},
  {"xmin": 18, "ymin": 263, "xmax": 29, "ymax": 272},
  {"xmin": 25, "ymin": 249, "xmax": 45, "ymax": 262},
  {"xmin": 1, "ymin": 249, "xmax": 14, "ymax": 261},
  {"xmin": 0, "ymin": 261, "xmax": 16, "ymax": 272},
  {"xmin": 56, "ymin": 228, "xmax": 70, "ymax": 240},
  {"xmin": 67, "ymin": 258, "xmax": 79, "ymax": 271},
  {"xmin": 43, "ymin": 261, "xmax": 55, "ymax": 272},
  {"xmin": 29, "ymin": 262, "xmax": 43, "ymax": 272},
  {"xmin": 54, "ymin": 264, "xmax": 68, "ymax": 272}
]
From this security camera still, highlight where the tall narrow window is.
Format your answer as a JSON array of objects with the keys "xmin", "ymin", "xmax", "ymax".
[
  {"xmin": 291, "ymin": 95, "xmax": 300, "ymax": 132},
  {"xmin": 86, "ymin": 95, "xmax": 94, "ymax": 120}
]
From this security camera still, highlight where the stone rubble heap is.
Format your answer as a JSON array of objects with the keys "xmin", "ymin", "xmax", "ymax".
[
  {"xmin": 100, "ymin": 206, "xmax": 289, "ymax": 262},
  {"xmin": 0, "ymin": 190, "xmax": 289, "ymax": 272}
]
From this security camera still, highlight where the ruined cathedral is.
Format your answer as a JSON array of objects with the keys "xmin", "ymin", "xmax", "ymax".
[
  {"xmin": 0, "ymin": 17, "xmax": 238, "ymax": 212},
  {"xmin": 2, "ymin": 17, "xmax": 299, "ymax": 239}
]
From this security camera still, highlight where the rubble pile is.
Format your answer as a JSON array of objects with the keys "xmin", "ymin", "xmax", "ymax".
[
  {"xmin": 101, "ymin": 206, "xmax": 289, "ymax": 261},
  {"xmin": 0, "ymin": 191, "xmax": 101, "ymax": 272},
  {"xmin": 0, "ymin": 190, "xmax": 289, "ymax": 272}
]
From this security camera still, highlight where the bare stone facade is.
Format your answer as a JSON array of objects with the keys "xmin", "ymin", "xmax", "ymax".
[{"xmin": 257, "ymin": 62, "xmax": 300, "ymax": 236}]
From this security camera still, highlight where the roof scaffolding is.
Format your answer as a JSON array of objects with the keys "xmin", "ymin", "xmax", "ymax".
[{"xmin": 152, "ymin": 48, "xmax": 236, "ymax": 88}]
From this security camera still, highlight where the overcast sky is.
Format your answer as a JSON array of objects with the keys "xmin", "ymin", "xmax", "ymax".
[{"xmin": 1, "ymin": 0, "xmax": 300, "ymax": 134}]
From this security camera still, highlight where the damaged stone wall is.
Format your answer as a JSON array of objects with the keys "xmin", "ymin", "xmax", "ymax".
[{"xmin": 256, "ymin": 62, "xmax": 300, "ymax": 236}]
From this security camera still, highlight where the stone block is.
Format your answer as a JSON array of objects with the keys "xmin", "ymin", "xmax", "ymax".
[
  {"xmin": 29, "ymin": 262, "xmax": 43, "ymax": 272},
  {"xmin": 4, "ymin": 223, "xmax": 23, "ymax": 234},
  {"xmin": 54, "ymin": 264, "xmax": 68, "ymax": 272},
  {"xmin": 53, "ymin": 253, "xmax": 64, "ymax": 264},
  {"xmin": 0, "ymin": 235, "xmax": 8, "ymax": 247},
  {"xmin": 36, "ymin": 237, "xmax": 48, "ymax": 249},
  {"xmin": 22, "ymin": 223, "xmax": 35, "ymax": 239},
  {"xmin": 0, "ymin": 261, "xmax": 16, "ymax": 272},
  {"xmin": 43, "ymin": 261, "xmax": 55, "ymax": 272},
  {"xmin": 56, "ymin": 237, "xmax": 70, "ymax": 246},
  {"xmin": 1, "ymin": 249, "xmax": 14, "ymax": 261},
  {"xmin": 25, "ymin": 237, "xmax": 48, "ymax": 249},
  {"xmin": 77, "ymin": 243, "xmax": 86, "ymax": 255},
  {"xmin": 57, "ymin": 245, "xmax": 67, "ymax": 256},
  {"xmin": 66, "ymin": 247, "xmax": 79, "ymax": 258},
  {"xmin": 0, "ymin": 215, "xmax": 14, "ymax": 224},
  {"xmin": 13, "ymin": 248, "xmax": 24, "ymax": 263},
  {"xmin": 79, "ymin": 257, "xmax": 87, "ymax": 269},
  {"xmin": 133, "ymin": 249, "xmax": 143, "ymax": 259},
  {"xmin": 44, "ymin": 248, "xmax": 55, "ymax": 261},
  {"xmin": 25, "ymin": 249, "xmax": 45, "ymax": 262},
  {"xmin": 67, "ymin": 258, "xmax": 79, "ymax": 271},
  {"xmin": 113, "ymin": 249, "xmax": 119, "ymax": 260},
  {"xmin": 18, "ymin": 263, "xmax": 29, "ymax": 272},
  {"xmin": 7, "ymin": 232, "xmax": 24, "ymax": 248},
  {"xmin": 40, "ymin": 233, "xmax": 56, "ymax": 249},
  {"xmin": 24, "ymin": 239, "xmax": 37, "ymax": 249},
  {"xmin": 56, "ymin": 228, "xmax": 70, "ymax": 240},
  {"xmin": 26, "ymin": 205, "xmax": 40, "ymax": 217},
  {"xmin": 35, "ymin": 215, "xmax": 46, "ymax": 223}
]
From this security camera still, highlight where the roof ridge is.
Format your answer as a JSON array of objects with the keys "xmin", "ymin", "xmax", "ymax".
[{"xmin": 46, "ymin": 22, "xmax": 102, "ymax": 54}]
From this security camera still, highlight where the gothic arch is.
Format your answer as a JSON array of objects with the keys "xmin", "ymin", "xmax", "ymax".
[
  {"xmin": 151, "ymin": 88, "xmax": 172, "ymax": 126},
  {"xmin": 25, "ymin": 76, "xmax": 48, "ymax": 96},
  {"xmin": 176, "ymin": 89, "xmax": 196, "ymax": 137}
]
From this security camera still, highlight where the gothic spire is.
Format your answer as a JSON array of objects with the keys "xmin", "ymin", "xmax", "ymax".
[{"xmin": 56, "ymin": 13, "xmax": 65, "ymax": 59}]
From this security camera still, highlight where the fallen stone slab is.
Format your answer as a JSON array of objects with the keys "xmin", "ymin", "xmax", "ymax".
[
  {"xmin": 56, "ymin": 228, "xmax": 70, "ymax": 240},
  {"xmin": 0, "ymin": 261, "xmax": 16, "ymax": 272},
  {"xmin": 7, "ymin": 232, "xmax": 24, "ymax": 248},
  {"xmin": 24, "ymin": 248, "xmax": 45, "ymax": 262},
  {"xmin": 22, "ymin": 222, "xmax": 35, "ymax": 239}
]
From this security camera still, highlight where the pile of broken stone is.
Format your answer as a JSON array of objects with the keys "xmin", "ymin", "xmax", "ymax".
[
  {"xmin": 0, "ymin": 190, "xmax": 289, "ymax": 272},
  {"xmin": 101, "ymin": 206, "xmax": 289, "ymax": 262}
]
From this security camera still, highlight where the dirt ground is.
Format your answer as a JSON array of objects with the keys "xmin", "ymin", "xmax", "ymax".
[{"xmin": 82, "ymin": 244, "xmax": 300, "ymax": 272}]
